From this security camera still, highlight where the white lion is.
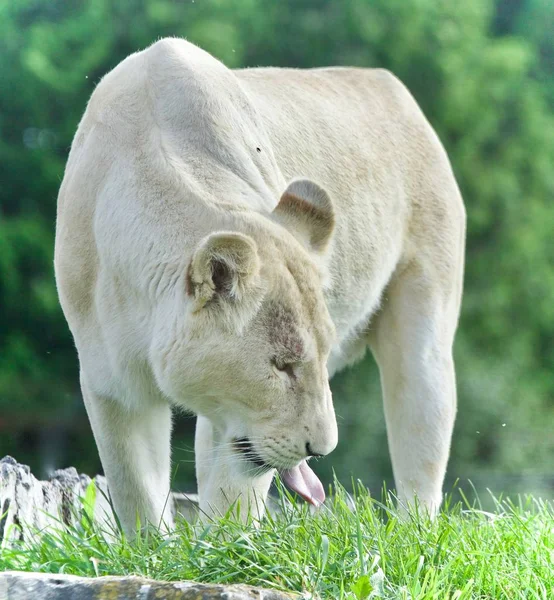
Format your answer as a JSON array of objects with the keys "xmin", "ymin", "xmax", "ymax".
[{"xmin": 55, "ymin": 38, "xmax": 465, "ymax": 536}]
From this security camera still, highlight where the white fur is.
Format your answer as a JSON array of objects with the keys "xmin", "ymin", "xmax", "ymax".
[{"xmin": 55, "ymin": 38, "xmax": 465, "ymax": 534}]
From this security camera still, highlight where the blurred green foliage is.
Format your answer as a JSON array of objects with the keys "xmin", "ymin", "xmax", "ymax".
[{"xmin": 1, "ymin": 0, "xmax": 553, "ymax": 496}]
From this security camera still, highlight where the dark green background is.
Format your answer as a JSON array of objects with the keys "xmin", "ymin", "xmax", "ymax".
[{"xmin": 1, "ymin": 0, "xmax": 553, "ymax": 501}]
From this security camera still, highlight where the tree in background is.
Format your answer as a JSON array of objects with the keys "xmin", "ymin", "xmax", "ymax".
[{"xmin": 1, "ymin": 0, "xmax": 553, "ymax": 497}]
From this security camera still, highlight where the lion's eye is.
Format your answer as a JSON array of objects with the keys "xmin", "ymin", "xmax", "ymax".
[{"xmin": 272, "ymin": 359, "xmax": 296, "ymax": 379}]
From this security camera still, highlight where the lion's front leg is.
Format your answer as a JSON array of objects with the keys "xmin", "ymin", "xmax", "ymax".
[
  {"xmin": 80, "ymin": 372, "xmax": 174, "ymax": 537},
  {"xmin": 195, "ymin": 415, "xmax": 274, "ymax": 522}
]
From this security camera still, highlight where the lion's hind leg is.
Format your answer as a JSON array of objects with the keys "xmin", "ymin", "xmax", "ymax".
[{"xmin": 368, "ymin": 256, "xmax": 462, "ymax": 517}]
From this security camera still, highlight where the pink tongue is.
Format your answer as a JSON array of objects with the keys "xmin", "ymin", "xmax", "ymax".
[{"xmin": 279, "ymin": 460, "xmax": 325, "ymax": 507}]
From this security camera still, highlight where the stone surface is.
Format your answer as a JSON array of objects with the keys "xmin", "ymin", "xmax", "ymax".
[
  {"xmin": 0, "ymin": 456, "xmax": 199, "ymax": 547},
  {"xmin": 0, "ymin": 572, "xmax": 296, "ymax": 600}
]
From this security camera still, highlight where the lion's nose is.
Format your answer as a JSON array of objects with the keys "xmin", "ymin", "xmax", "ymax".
[
  {"xmin": 303, "ymin": 385, "xmax": 338, "ymax": 458},
  {"xmin": 304, "ymin": 426, "xmax": 337, "ymax": 457},
  {"xmin": 305, "ymin": 442, "xmax": 325, "ymax": 458}
]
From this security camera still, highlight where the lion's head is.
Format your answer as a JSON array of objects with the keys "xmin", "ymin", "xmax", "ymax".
[{"xmin": 154, "ymin": 179, "xmax": 338, "ymax": 503}]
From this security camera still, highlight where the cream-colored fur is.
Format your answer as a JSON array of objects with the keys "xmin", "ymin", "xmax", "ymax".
[{"xmin": 55, "ymin": 38, "xmax": 465, "ymax": 535}]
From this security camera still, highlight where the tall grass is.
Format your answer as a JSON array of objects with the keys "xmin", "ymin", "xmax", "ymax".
[{"xmin": 1, "ymin": 480, "xmax": 552, "ymax": 599}]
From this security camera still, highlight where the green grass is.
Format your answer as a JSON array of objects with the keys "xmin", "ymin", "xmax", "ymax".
[{"xmin": 1, "ymin": 480, "xmax": 553, "ymax": 599}]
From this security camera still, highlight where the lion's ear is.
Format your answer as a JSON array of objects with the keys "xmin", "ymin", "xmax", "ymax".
[
  {"xmin": 272, "ymin": 179, "xmax": 335, "ymax": 253},
  {"xmin": 186, "ymin": 232, "xmax": 260, "ymax": 311}
]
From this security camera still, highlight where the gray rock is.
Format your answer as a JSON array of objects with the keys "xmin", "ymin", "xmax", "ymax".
[
  {"xmin": 0, "ymin": 456, "xmax": 199, "ymax": 547},
  {"xmin": 0, "ymin": 571, "xmax": 295, "ymax": 599}
]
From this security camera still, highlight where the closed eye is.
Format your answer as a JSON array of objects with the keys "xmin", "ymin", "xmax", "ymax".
[{"xmin": 271, "ymin": 359, "xmax": 296, "ymax": 380}]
